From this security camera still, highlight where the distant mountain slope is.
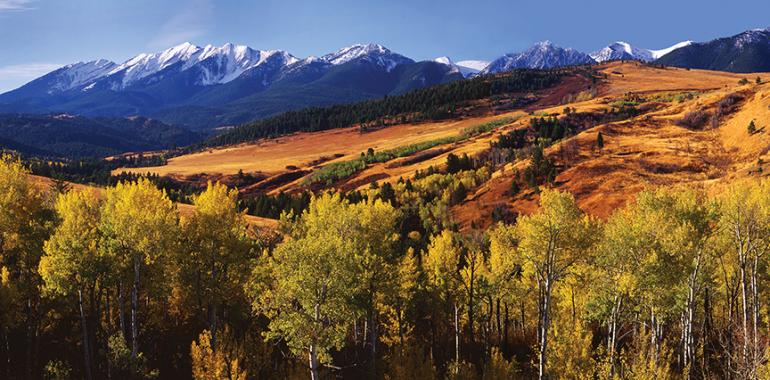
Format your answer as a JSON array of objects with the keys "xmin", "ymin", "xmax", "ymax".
[
  {"xmin": 0, "ymin": 114, "xmax": 201, "ymax": 158},
  {"xmin": 0, "ymin": 43, "xmax": 462, "ymax": 130},
  {"xmin": 656, "ymin": 28, "xmax": 770, "ymax": 72},
  {"xmin": 481, "ymin": 41, "xmax": 595, "ymax": 74}
]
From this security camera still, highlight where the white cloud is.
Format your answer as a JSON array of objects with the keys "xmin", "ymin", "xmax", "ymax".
[
  {"xmin": 0, "ymin": 62, "xmax": 62, "ymax": 77},
  {"xmin": 148, "ymin": 0, "xmax": 213, "ymax": 49},
  {"xmin": 0, "ymin": 0, "xmax": 36, "ymax": 12},
  {"xmin": 0, "ymin": 63, "xmax": 62, "ymax": 93}
]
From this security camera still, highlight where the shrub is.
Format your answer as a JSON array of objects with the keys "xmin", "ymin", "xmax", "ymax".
[
  {"xmin": 460, "ymin": 116, "xmax": 519, "ymax": 138},
  {"xmin": 676, "ymin": 110, "xmax": 711, "ymax": 129}
]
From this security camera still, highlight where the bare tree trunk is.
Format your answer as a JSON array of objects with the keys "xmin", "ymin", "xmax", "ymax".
[
  {"xmin": 751, "ymin": 256, "xmax": 759, "ymax": 370},
  {"xmin": 454, "ymin": 302, "xmax": 460, "ymax": 371},
  {"xmin": 369, "ymin": 308, "xmax": 378, "ymax": 370},
  {"xmin": 25, "ymin": 297, "xmax": 33, "ymax": 380},
  {"xmin": 495, "ymin": 298, "xmax": 502, "ymax": 348},
  {"xmin": 650, "ymin": 308, "xmax": 660, "ymax": 368},
  {"xmin": 468, "ymin": 271, "xmax": 475, "ymax": 346},
  {"xmin": 309, "ymin": 303, "xmax": 321, "ymax": 380},
  {"xmin": 683, "ymin": 255, "xmax": 701, "ymax": 376},
  {"xmin": 739, "ymin": 253, "xmax": 749, "ymax": 370},
  {"xmin": 309, "ymin": 345, "xmax": 320, "ymax": 380},
  {"xmin": 538, "ymin": 278, "xmax": 552, "ymax": 380},
  {"xmin": 118, "ymin": 281, "xmax": 126, "ymax": 341},
  {"xmin": 608, "ymin": 294, "xmax": 622, "ymax": 378},
  {"xmin": 210, "ymin": 254, "xmax": 218, "ymax": 352},
  {"xmin": 105, "ymin": 291, "xmax": 112, "ymax": 380},
  {"xmin": 503, "ymin": 302, "xmax": 509, "ymax": 356},
  {"xmin": 397, "ymin": 304, "xmax": 404, "ymax": 347},
  {"xmin": 210, "ymin": 303, "xmax": 218, "ymax": 353},
  {"xmin": 79, "ymin": 289, "xmax": 94, "ymax": 380},
  {"xmin": 3, "ymin": 331, "xmax": 9, "ymax": 379},
  {"xmin": 131, "ymin": 256, "xmax": 140, "ymax": 361}
]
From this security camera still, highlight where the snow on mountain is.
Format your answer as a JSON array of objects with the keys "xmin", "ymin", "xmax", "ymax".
[
  {"xmin": 591, "ymin": 41, "xmax": 653, "ymax": 62},
  {"xmin": 591, "ymin": 41, "xmax": 694, "ymax": 62},
  {"xmin": 193, "ymin": 43, "xmax": 298, "ymax": 86},
  {"xmin": 733, "ymin": 28, "xmax": 770, "ymax": 48},
  {"xmin": 481, "ymin": 41, "xmax": 594, "ymax": 74},
  {"xmin": 456, "ymin": 60, "xmax": 489, "ymax": 72},
  {"xmin": 321, "ymin": 43, "xmax": 413, "ymax": 71},
  {"xmin": 109, "ymin": 42, "xmax": 202, "ymax": 87},
  {"xmin": 433, "ymin": 56, "xmax": 453, "ymax": 66},
  {"xmin": 105, "ymin": 42, "xmax": 299, "ymax": 88},
  {"xmin": 432, "ymin": 57, "xmax": 488, "ymax": 77},
  {"xmin": 649, "ymin": 41, "xmax": 693, "ymax": 59},
  {"xmin": 48, "ymin": 59, "xmax": 117, "ymax": 93}
]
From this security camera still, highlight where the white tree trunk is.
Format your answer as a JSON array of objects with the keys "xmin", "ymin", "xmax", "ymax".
[{"xmin": 79, "ymin": 289, "xmax": 93, "ymax": 380}]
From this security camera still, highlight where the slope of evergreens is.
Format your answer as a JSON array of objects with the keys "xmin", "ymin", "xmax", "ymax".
[{"xmin": 202, "ymin": 68, "xmax": 584, "ymax": 148}]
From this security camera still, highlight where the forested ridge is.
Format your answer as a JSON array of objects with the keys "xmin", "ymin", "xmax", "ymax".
[
  {"xmin": 201, "ymin": 68, "xmax": 583, "ymax": 149},
  {"xmin": 3, "ymin": 152, "xmax": 770, "ymax": 380}
]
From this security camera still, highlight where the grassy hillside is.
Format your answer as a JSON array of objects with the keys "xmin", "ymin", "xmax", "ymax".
[{"xmin": 117, "ymin": 62, "xmax": 769, "ymax": 228}]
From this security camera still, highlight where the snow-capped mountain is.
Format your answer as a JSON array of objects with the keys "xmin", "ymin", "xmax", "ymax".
[
  {"xmin": 7, "ymin": 59, "xmax": 118, "ymax": 98},
  {"xmin": 7, "ymin": 28, "xmax": 767, "ymax": 131},
  {"xmin": 481, "ymin": 41, "xmax": 594, "ymax": 74},
  {"xmin": 321, "ymin": 43, "xmax": 413, "ymax": 71},
  {"xmin": 656, "ymin": 28, "xmax": 770, "ymax": 73},
  {"xmin": 591, "ymin": 42, "xmax": 653, "ymax": 62},
  {"xmin": 48, "ymin": 59, "xmax": 118, "ymax": 93},
  {"xmin": 456, "ymin": 60, "xmax": 489, "ymax": 73},
  {"xmin": 433, "ymin": 57, "xmax": 489, "ymax": 77},
  {"xmin": 591, "ymin": 41, "xmax": 693, "ymax": 62},
  {"xmin": 0, "ymin": 42, "xmax": 455, "ymax": 129},
  {"xmin": 103, "ymin": 42, "xmax": 299, "ymax": 89}
]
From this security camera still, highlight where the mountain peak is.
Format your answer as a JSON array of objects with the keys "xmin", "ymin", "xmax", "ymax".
[
  {"xmin": 483, "ymin": 41, "xmax": 594, "ymax": 74},
  {"xmin": 434, "ymin": 56, "xmax": 453, "ymax": 65},
  {"xmin": 320, "ymin": 43, "xmax": 412, "ymax": 71},
  {"xmin": 322, "ymin": 43, "xmax": 392, "ymax": 65}
]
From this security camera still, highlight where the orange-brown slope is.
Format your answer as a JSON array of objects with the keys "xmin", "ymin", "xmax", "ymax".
[{"xmin": 454, "ymin": 63, "xmax": 770, "ymax": 230}]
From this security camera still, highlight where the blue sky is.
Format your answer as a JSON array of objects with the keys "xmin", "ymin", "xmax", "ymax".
[{"xmin": 0, "ymin": 0, "xmax": 769, "ymax": 92}]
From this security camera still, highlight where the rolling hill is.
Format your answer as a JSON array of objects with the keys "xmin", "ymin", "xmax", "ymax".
[{"xmin": 114, "ymin": 61, "xmax": 769, "ymax": 230}]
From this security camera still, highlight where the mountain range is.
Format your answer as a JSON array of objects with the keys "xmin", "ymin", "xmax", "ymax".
[
  {"xmin": 0, "ymin": 43, "xmax": 463, "ymax": 130},
  {"xmin": 1, "ymin": 27, "xmax": 770, "ymax": 133},
  {"xmin": 656, "ymin": 28, "xmax": 770, "ymax": 73}
]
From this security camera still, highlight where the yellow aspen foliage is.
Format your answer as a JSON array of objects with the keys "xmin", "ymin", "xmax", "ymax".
[
  {"xmin": 191, "ymin": 329, "xmax": 247, "ymax": 380},
  {"xmin": 40, "ymin": 189, "xmax": 105, "ymax": 295},
  {"xmin": 100, "ymin": 178, "xmax": 178, "ymax": 268},
  {"xmin": 179, "ymin": 181, "xmax": 252, "ymax": 350},
  {"xmin": 481, "ymin": 348, "xmax": 519, "ymax": 380},
  {"xmin": 384, "ymin": 345, "xmax": 437, "ymax": 380}
]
